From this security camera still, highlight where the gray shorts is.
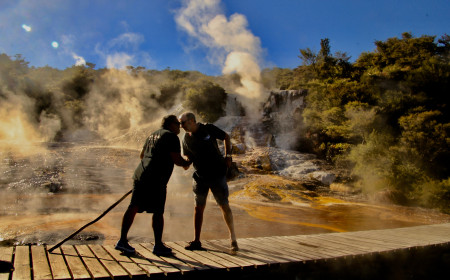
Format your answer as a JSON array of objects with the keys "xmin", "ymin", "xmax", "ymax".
[{"xmin": 193, "ymin": 173, "xmax": 229, "ymax": 206}]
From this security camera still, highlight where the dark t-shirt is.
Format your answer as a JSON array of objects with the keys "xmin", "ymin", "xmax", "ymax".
[
  {"xmin": 133, "ymin": 128, "xmax": 181, "ymax": 186},
  {"xmin": 182, "ymin": 123, "xmax": 227, "ymax": 179}
]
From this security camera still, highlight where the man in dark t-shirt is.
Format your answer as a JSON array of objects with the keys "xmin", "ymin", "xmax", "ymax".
[
  {"xmin": 179, "ymin": 112, "xmax": 238, "ymax": 252},
  {"xmin": 115, "ymin": 115, "xmax": 190, "ymax": 256}
]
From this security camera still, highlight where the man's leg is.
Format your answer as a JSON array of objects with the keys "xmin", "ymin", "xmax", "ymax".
[
  {"xmin": 116, "ymin": 205, "xmax": 138, "ymax": 253},
  {"xmin": 219, "ymin": 203, "xmax": 236, "ymax": 242},
  {"xmin": 120, "ymin": 205, "xmax": 138, "ymax": 241},
  {"xmin": 152, "ymin": 213, "xmax": 164, "ymax": 245},
  {"xmin": 211, "ymin": 176, "xmax": 237, "ymax": 249},
  {"xmin": 193, "ymin": 205, "xmax": 206, "ymax": 242},
  {"xmin": 151, "ymin": 212, "xmax": 172, "ymax": 256},
  {"xmin": 185, "ymin": 178, "xmax": 208, "ymax": 250}
]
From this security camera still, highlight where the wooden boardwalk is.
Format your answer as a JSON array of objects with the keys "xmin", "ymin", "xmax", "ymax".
[{"xmin": 1, "ymin": 223, "xmax": 450, "ymax": 280}]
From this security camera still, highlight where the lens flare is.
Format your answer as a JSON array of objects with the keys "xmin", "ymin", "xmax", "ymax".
[
  {"xmin": 22, "ymin": 24, "xmax": 32, "ymax": 32},
  {"xmin": 51, "ymin": 41, "xmax": 59, "ymax": 48}
]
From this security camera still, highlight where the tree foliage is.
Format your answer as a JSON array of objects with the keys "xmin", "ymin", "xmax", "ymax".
[
  {"xmin": 295, "ymin": 33, "xmax": 450, "ymax": 212},
  {"xmin": 183, "ymin": 79, "xmax": 227, "ymax": 122}
]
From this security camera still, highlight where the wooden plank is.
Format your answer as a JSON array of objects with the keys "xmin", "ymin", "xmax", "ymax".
[
  {"xmin": 47, "ymin": 247, "xmax": 72, "ymax": 280},
  {"xmin": 125, "ymin": 245, "xmax": 166, "ymax": 277},
  {"xmin": 289, "ymin": 235, "xmax": 361, "ymax": 256},
  {"xmin": 102, "ymin": 245, "xmax": 147, "ymax": 277},
  {"xmin": 384, "ymin": 230, "xmax": 442, "ymax": 243},
  {"xmin": 0, "ymin": 247, "xmax": 13, "ymax": 262},
  {"xmin": 285, "ymin": 235, "xmax": 354, "ymax": 257},
  {"xmin": 202, "ymin": 240, "xmax": 257, "ymax": 269},
  {"xmin": 258, "ymin": 236, "xmax": 331, "ymax": 261},
  {"xmin": 31, "ymin": 246, "xmax": 52, "ymax": 280},
  {"xmin": 139, "ymin": 243, "xmax": 195, "ymax": 274},
  {"xmin": 174, "ymin": 241, "xmax": 241, "ymax": 271},
  {"xmin": 310, "ymin": 235, "xmax": 373, "ymax": 253},
  {"xmin": 232, "ymin": 239, "xmax": 290, "ymax": 263},
  {"xmin": 353, "ymin": 231, "xmax": 419, "ymax": 248},
  {"xmin": 361, "ymin": 231, "xmax": 431, "ymax": 247},
  {"xmin": 213, "ymin": 239, "xmax": 278, "ymax": 266},
  {"xmin": 396, "ymin": 225, "xmax": 450, "ymax": 237},
  {"xmin": 12, "ymin": 246, "xmax": 31, "ymax": 280},
  {"xmin": 158, "ymin": 243, "xmax": 210, "ymax": 271},
  {"xmin": 237, "ymin": 238, "xmax": 299, "ymax": 263},
  {"xmin": 0, "ymin": 247, "xmax": 14, "ymax": 280},
  {"xmin": 279, "ymin": 235, "xmax": 349, "ymax": 259},
  {"xmin": 74, "ymin": 245, "xmax": 110, "ymax": 279},
  {"xmin": 264, "ymin": 236, "xmax": 340, "ymax": 259},
  {"xmin": 310, "ymin": 234, "xmax": 373, "ymax": 253},
  {"xmin": 168, "ymin": 242, "xmax": 226, "ymax": 270},
  {"xmin": 385, "ymin": 225, "xmax": 450, "ymax": 241},
  {"xmin": 61, "ymin": 245, "xmax": 91, "ymax": 280},
  {"xmin": 204, "ymin": 240, "xmax": 265, "ymax": 267},
  {"xmin": 388, "ymin": 229, "xmax": 450, "ymax": 244},
  {"xmin": 262, "ymin": 236, "xmax": 327, "ymax": 259},
  {"xmin": 323, "ymin": 235, "xmax": 393, "ymax": 252},
  {"xmin": 88, "ymin": 245, "xmax": 129, "ymax": 279},
  {"xmin": 243, "ymin": 237, "xmax": 309, "ymax": 262},
  {"xmin": 337, "ymin": 233, "xmax": 407, "ymax": 250}
]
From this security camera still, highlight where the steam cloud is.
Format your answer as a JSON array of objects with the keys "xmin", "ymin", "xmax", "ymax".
[
  {"xmin": 175, "ymin": 0, "xmax": 268, "ymax": 120},
  {"xmin": 72, "ymin": 53, "xmax": 86, "ymax": 66}
]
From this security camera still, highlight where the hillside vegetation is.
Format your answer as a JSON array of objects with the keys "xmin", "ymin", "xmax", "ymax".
[{"xmin": 276, "ymin": 33, "xmax": 450, "ymax": 212}]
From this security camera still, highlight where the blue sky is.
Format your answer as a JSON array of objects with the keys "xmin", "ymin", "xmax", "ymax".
[{"xmin": 1, "ymin": 0, "xmax": 449, "ymax": 76}]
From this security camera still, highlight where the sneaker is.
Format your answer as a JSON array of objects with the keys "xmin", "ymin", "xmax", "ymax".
[
  {"xmin": 184, "ymin": 240, "xmax": 205, "ymax": 251},
  {"xmin": 115, "ymin": 240, "xmax": 135, "ymax": 254},
  {"xmin": 152, "ymin": 243, "xmax": 173, "ymax": 256},
  {"xmin": 231, "ymin": 240, "xmax": 239, "ymax": 252}
]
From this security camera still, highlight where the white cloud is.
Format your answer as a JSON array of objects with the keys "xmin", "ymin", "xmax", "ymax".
[{"xmin": 108, "ymin": 32, "xmax": 145, "ymax": 51}]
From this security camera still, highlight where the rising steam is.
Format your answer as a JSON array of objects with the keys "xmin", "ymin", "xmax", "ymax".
[
  {"xmin": 175, "ymin": 0, "xmax": 268, "ymax": 120},
  {"xmin": 0, "ymin": 89, "xmax": 50, "ymax": 155}
]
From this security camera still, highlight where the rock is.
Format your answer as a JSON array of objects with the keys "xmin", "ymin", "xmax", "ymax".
[
  {"xmin": 309, "ymin": 171, "xmax": 336, "ymax": 185},
  {"xmin": 258, "ymin": 154, "xmax": 272, "ymax": 171},
  {"xmin": 232, "ymin": 143, "xmax": 246, "ymax": 154}
]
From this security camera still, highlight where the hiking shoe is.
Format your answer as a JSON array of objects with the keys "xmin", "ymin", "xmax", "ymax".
[
  {"xmin": 184, "ymin": 240, "xmax": 205, "ymax": 251},
  {"xmin": 231, "ymin": 240, "xmax": 239, "ymax": 252},
  {"xmin": 152, "ymin": 243, "xmax": 173, "ymax": 256},
  {"xmin": 115, "ymin": 240, "xmax": 135, "ymax": 254}
]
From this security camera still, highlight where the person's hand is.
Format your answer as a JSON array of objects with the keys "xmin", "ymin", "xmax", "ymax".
[{"xmin": 183, "ymin": 159, "xmax": 192, "ymax": 170}]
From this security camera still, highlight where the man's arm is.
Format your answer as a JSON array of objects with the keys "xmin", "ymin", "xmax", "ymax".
[
  {"xmin": 171, "ymin": 152, "xmax": 191, "ymax": 170},
  {"xmin": 139, "ymin": 147, "xmax": 145, "ymax": 160},
  {"xmin": 223, "ymin": 132, "xmax": 232, "ymax": 168}
]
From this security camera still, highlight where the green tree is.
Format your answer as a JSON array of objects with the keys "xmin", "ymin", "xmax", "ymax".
[
  {"xmin": 298, "ymin": 38, "xmax": 353, "ymax": 80},
  {"xmin": 183, "ymin": 80, "xmax": 227, "ymax": 122},
  {"xmin": 157, "ymin": 82, "xmax": 181, "ymax": 109},
  {"xmin": 398, "ymin": 110, "xmax": 450, "ymax": 178},
  {"xmin": 296, "ymin": 33, "xmax": 450, "ymax": 211}
]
